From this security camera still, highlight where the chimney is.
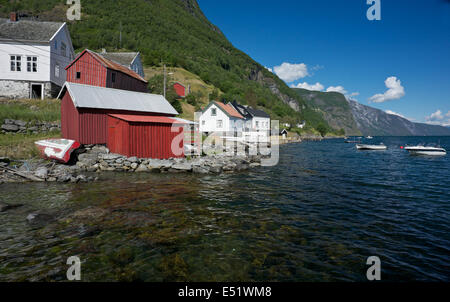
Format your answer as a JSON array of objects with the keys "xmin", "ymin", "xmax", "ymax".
[{"xmin": 10, "ymin": 12, "xmax": 18, "ymax": 22}]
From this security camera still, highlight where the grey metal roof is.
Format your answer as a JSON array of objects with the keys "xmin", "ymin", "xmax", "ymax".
[
  {"xmin": 0, "ymin": 18, "xmax": 64, "ymax": 42},
  {"xmin": 97, "ymin": 52, "xmax": 138, "ymax": 67},
  {"xmin": 58, "ymin": 82, "xmax": 178, "ymax": 115}
]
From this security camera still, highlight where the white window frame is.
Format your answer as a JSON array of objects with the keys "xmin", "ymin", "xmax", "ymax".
[
  {"xmin": 27, "ymin": 56, "xmax": 38, "ymax": 72},
  {"xmin": 10, "ymin": 55, "xmax": 22, "ymax": 72},
  {"xmin": 217, "ymin": 120, "xmax": 223, "ymax": 128},
  {"xmin": 55, "ymin": 63, "xmax": 60, "ymax": 78},
  {"xmin": 211, "ymin": 108, "xmax": 217, "ymax": 116}
]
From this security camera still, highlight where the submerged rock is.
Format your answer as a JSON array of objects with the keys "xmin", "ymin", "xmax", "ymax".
[
  {"xmin": 0, "ymin": 202, "xmax": 24, "ymax": 212},
  {"xmin": 26, "ymin": 212, "xmax": 54, "ymax": 225}
]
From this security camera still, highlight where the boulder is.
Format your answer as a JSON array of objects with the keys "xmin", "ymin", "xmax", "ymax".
[
  {"xmin": 128, "ymin": 157, "xmax": 139, "ymax": 163},
  {"xmin": 14, "ymin": 120, "xmax": 27, "ymax": 127},
  {"xmin": 135, "ymin": 164, "xmax": 149, "ymax": 172},
  {"xmin": 0, "ymin": 157, "xmax": 10, "ymax": 164},
  {"xmin": 209, "ymin": 165, "xmax": 223, "ymax": 174},
  {"xmin": 4, "ymin": 119, "xmax": 14, "ymax": 125},
  {"xmin": 130, "ymin": 162, "xmax": 138, "ymax": 170},
  {"xmin": 101, "ymin": 153, "xmax": 122, "ymax": 161},
  {"xmin": 193, "ymin": 165, "xmax": 210, "ymax": 174},
  {"xmin": 78, "ymin": 153, "xmax": 98, "ymax": 166},
  {"xmin": 1, "ymin": 124, "xmax": 19, "ymax": 132},
  {"xmin": 171, "ymin": 163, "xmax": 192, "ymax": 172},
  {"xmin": 34, "ymin": 167, "xmax": 48, "ymax": 179}
]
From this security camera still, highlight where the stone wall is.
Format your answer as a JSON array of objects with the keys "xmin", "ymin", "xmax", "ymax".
[
  {"xmin": 0, "ymin": 80, "xmax": 58, "ymax": 99},
  {"xmin": 1, "ymin": 119, "xmax": 61, "ymax": 134}
]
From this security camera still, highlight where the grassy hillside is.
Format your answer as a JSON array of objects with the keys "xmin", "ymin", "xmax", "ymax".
[
  {"xmin": 0, "ymin": 0, "xmax": 330, "ymax": 131},
  {"xmin": 293, "ymin": 88, "xmax": 361, "ymax": 135}
]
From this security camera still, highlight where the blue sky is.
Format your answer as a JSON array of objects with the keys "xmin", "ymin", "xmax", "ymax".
[{"xmin": 197, "ymin": 0, "xmax": 450, "ymax": 125}]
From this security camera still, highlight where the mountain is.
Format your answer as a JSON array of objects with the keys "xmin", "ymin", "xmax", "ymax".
[
  {"xmin": 349, "ymin": 100, "xmax": 450, "ymax": 136},
  {"xmin": 0, "ymin": 0, "xmax": 328, "ymax": 129},
  {"xmin": 293, "ymin": 88, "xmax": 361, "ymax": 135},
  {"xmin": 293, "ymin": 88, "xmax": 450, "ymax": 136}
]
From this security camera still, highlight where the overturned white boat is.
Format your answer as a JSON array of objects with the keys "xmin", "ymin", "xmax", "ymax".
[
  {"xmin": 356, "ymin": 143, "xmax": 387, "ymax": 150},
  {"xmin": 404, "ymin": 145, "xmax": 446, "ymax": 156}
]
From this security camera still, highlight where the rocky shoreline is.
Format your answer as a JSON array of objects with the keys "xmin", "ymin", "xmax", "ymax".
[{"xmin": 0, "ymin": 144, "xmax": 265, "ymax": 184}]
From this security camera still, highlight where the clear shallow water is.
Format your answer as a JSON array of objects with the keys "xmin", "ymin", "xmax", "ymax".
[{"xmin": 0, "ymin": 137, "xmax": 449, "ymax": 281}]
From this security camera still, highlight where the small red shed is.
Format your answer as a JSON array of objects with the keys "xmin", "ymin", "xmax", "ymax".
[
  {"xmin": 65, "ymin": 49, "xmax": 148, "ymax": 93},
  {"xmin": 173, "ymin": 82, "xmax": 187, "ymax": 98},
  {"xmin": 107, "ymin": 114, "xmax": 185, "ymax": 159},
  {"xmin": 57, "ymin": 82, "xmax": 179, "ymax": 145}
]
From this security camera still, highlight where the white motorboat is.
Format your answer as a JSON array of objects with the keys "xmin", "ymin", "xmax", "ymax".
[
  {"xmin": 356, "ymin": 143, "xmax": 387, "ymax": 150},
  {"xmin": 366, "ymin": 136, "xmax": 373, "ymax": 139},
  {"xmin": 404, "ymin": 145, "xmax": 446, "ymax": 156}
]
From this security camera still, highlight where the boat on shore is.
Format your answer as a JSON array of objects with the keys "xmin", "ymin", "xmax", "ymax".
[
  {"xmin": 356, "ymin": 143, "xmax": 387, "ymax": 150},
  {"xmin": 35, "ymin": 138, "xmax": 81, "ymax": 163},
  {"xmin": 404, "ymin": 145, "xmax": 446, "ymax": 156}
]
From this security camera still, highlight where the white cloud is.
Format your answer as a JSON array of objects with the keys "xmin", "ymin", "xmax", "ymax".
[
  {"xmin": 369, "ymin": 76, "xmax": 405, "ymax": 103},
  {"xmin": 265, "ymin": 66, "xmax": 273, "ymax": 73},
  {"xmin": 290, "ymin": 82, "xmax": 324, "ymax": 91},
  {"xmin": 273, "ymin": 62, "xmax": 309, "ymax": 82},
  {"xmin": 425, "ymin": 110, "xmax": 450, "ymax": 126},
  {"xmin": 326, "ymin": 86, "xmax": 347, "ymax": 94},
  {"xmin": 349, "ymin": 92, "xmax": 359, "ymax": 97}
]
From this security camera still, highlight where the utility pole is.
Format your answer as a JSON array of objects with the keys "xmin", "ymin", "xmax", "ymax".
[
  {"xmin": 119, "ymin": 21, "xmax": 122, "ymax": 49},
  {"xmin": 163, "ymin": 64, "xmax": 166, "ymax": 99}
]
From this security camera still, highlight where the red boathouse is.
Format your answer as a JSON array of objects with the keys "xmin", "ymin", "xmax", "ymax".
[
  {"xmin": 173, "ymin": 82, "xmax": 187, "ymax": 98},
  {"xmin": 107, "ymin": 114, "xmax": 184, "ymax": 159},
  {"xmin": 65, "ymin": 49, "xmax": 148, "ymax": 93},
  {"xmin": 58, "ymin": 82, "xmax": 182, "ymax": 159}
]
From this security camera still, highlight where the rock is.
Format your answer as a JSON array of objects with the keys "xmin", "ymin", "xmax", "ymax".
[
  {"xmin": 135, "ymin": 164, "xmax": 149, "ymax": 172},
  {"xmin": 171, "ymin": 163, "xmax": 192, "ymax": 172},
  {"xmin": 101, "ymin": 153, "xmax": 122, "ymax": 161},
  {"xmin": 209, "ymin": 165, "xmax": 223, "ymax": 174},
  {"xmin": 14, "ymin": 120, "xmax": 27, "ymax": 127},
  {"xmin": 28, "ymin": 126, "xmax": 38, "ymax": 132},
  {"xmin": 235, "ymin": 164, "xmax": 249, "ymax": 172},
  {"xmin": 193, "ymin": 165, "xmax": 210, "ymax": 174},
  {"xmin": 0, "ymin": 203, "xmax": 23, "ymax": 212},
  {"xmin": 49, "ymin": 127, "xmax": 59, "ymax": 132},
  {"xmin": 26, "ymin": 212, "xmax": 54, "ymax": 225},
  {"xmin": 4, "ymin": 119, "xmax": 14, "ymax": 125},
  {"xmin": 76, "ymin": 175, "xmax": 87, "ymax": 182},
  {"xmin": 249, "ymin": 162, "xmax": 261, "ymax": 168},
  {"xmin": 1, "ymin": 124, "xmax": 19, "ymax": 132},
  {"xmin": 0, "ymin": 157, "xmax": 10, "ymax": 164},
  {"xmin": 223, "ymin": 163, "xmax": 236, "ymax": 172},
  {"xmin": 128, "ymin": 157, "xmax": 139, "ymax": 163},
  {"xmin": 130, "ymin": 162, "xmax": 138, "ymax": 170},
  {"xmin": 78, "ymin": 153, "xmax": 98, "ymax": 166},
  {"xmin": 57, "ymin": 174, "xmax": 71, "ymax": 183},
  {"xmin": 91, "ymin": 145, "xmax": 109, "ymax": 154},
  {"xmin": 34, "ymin": 167, "xmax": 48, "ymax": 179}
]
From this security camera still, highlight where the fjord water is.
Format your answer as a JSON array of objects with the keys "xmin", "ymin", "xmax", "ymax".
[{"xmin": 1, "ymin": 137, "xmax": 449, "ymax": 281}]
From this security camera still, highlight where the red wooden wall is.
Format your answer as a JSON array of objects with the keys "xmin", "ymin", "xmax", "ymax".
[
  {"xmin": 173, "ymin": 83, "xmax": 186, "ymax": 97},
  {"xmin": 107, "ymin": 116, "xmax": 184, "ymax": 159},
  {"xmin": 66, "ymin": 52, "xmax": 107, "ymax": 87}
]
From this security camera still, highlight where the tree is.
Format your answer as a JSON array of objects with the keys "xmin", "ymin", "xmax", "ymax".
[{"xmin": 316, "ymin": 123, "xmax": 328, "ymax": 137}]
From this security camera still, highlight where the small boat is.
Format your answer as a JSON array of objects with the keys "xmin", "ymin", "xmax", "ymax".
[
  {"xmin": 404, "ymin": 145, "xmax": 446, "ymax": 156},
  {"xmin": 366, "ymin": 136, "xmax": 373, "ymax": 139},
  {"xmin": 35, "ymin": 138, "xmax": 81, "ymax": 163},
  {"xmin": 356, "ymin": 143, "xmax": 387, "ymax": 150}
]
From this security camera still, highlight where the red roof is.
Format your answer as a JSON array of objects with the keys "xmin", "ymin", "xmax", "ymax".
[
  {"xmin": 66, "ymin": 49, "xmax": 147, "ymax": 83},
  {"xmin": 108, "ymin": 114, "xmax": 185, "ymax": 124},
  {"xmin": 215, "ymin": 102, "xmax": 244, "ymax": 119}
]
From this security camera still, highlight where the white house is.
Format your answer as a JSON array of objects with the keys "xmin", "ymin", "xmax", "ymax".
[
  {"xmin": 97, "ymin": 50, "xmax": 145, "ymax": 78},
  {"xmin": 230, "ymin": 101, "xmax": 271, "ymax": 143},
  {"xmin": 0, "ymin": 13, "xmax": 75, "ymax": 99},
  {"xmin": 199, "ymin": 101, "xmax": 245, "ymax": 135}
]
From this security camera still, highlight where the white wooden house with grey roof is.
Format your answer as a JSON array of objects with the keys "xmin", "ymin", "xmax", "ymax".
[{"xmin": 0, "ymin": 13, "xmax": 75, "ymax": 99}]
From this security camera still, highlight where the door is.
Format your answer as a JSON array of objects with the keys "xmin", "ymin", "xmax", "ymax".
[{"xmin": 107, "ymin": 118, "xmax": 122, "ymax": 154}]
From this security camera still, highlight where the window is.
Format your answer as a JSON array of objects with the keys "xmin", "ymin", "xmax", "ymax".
[
  {"xmin": 76, "ymin": 72, "xmax": 81, "ymax": 79},
  {"xmin": 211, "ymin": 108, "xmax": 217, "ymax": 116},
  {"xmin": 112, "ymin": 72, "xmax": 116, "ymax": 83},
  {"xmin": 54, "ymin": 41, "xmax": 58, "ymax": 50},
  {"xmin": 27, "ymin": 56, "xmax": 37, "ymax": 72},
  {"xmin": 202, "ymin": 121, "xmax": 205, "ymax": 126},
  {"xmin": 255, "ymin": 121, "xmax": 259, "ymax": 128},
  {"xmin": 61, "ymin": 42, "xmax": 67, "ymax": 57},
  {"xmin": 217, "ymin": 120, "xmax": 223, "ymax": 128},
  {"xmin": 55, "ymin": 64, "xmax": 60, "ymax": 78},
  {"xmin": 10, "ymin": 55, "xmax": 21, "ymax": 72}
]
